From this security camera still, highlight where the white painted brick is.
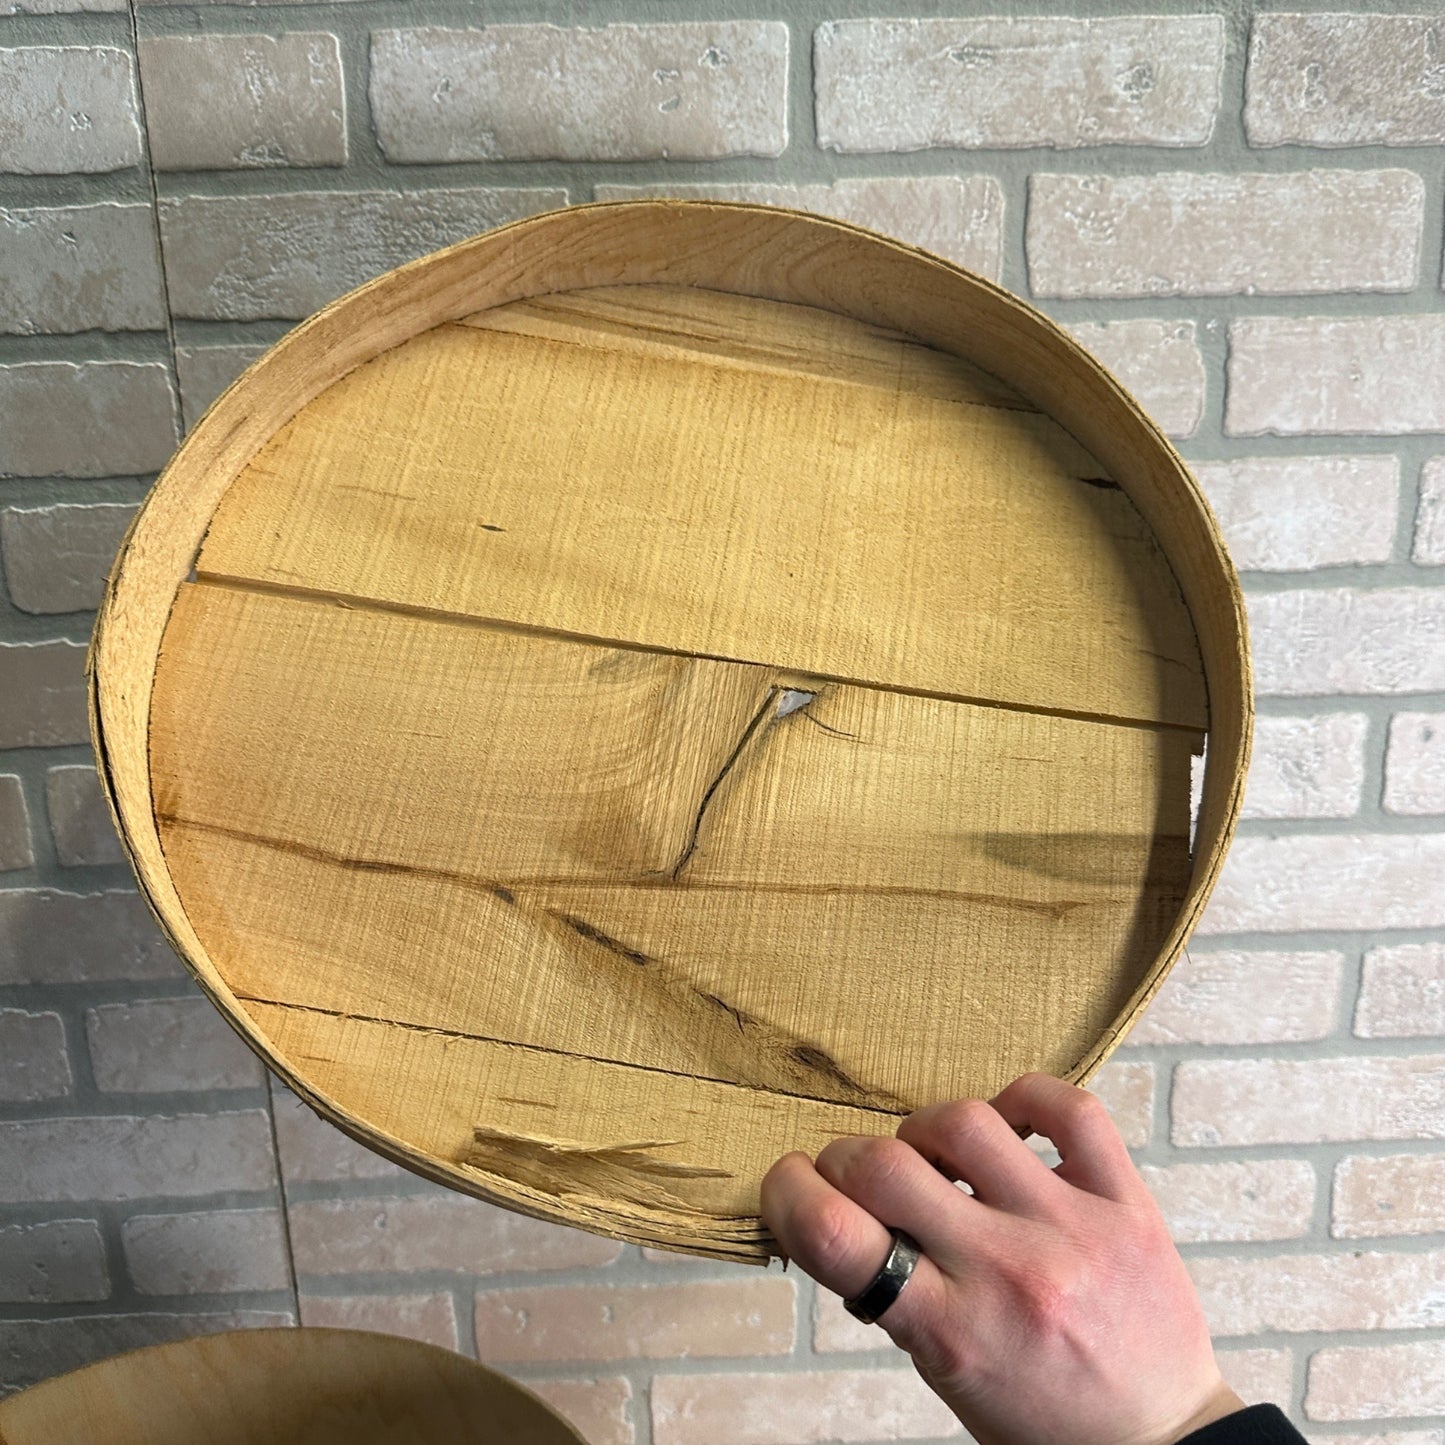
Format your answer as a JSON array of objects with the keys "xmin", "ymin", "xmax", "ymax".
[
  {"xmin": 46, "ymin": 764, "xmax": 125, "ymax": 867},
  {"xmin": 1189, "ymin": 1247, "xmax": 1445, "ymax": 1336},
  {"xmin": 1173, "ymin": 1056, "xmax": 1445, "ymax": 1146},
  {"xmin": 1415, "ymin": 456, "xmax": 1445, "ymax": 564},
  {"xmin": 1192, "ymin": 457, "xmax": 1398, "ymax": 572},
  {"xmin": 474, "ymin": 1278, "xmax": 795, "ymax": 1362},
  {"xmin": 1247, "ymin": 587, "xmax": 1445, "ymax": 696},
  {"xmin": 0, "ymin": 1111, "xmax": 277, "ymax": 1203},
  {"xmin": 594, "ymin": 176, "xmax": 1003, "ymax": 279},
  {"xmin": 1066, "ymin": 320, "xmax": 1204, "ymax": 438},
  {"xmin": 87, "ymin": 997, "xmax": 264, "ymax": 1093},
  {"xmin": 0, "ymin": 205, "xmax": 164, "ymax": 334},
  {"xmin": 138, "ymin": 0, "xmax": 365, "ymax": 6},
  {"xmin": 122, "ymin": 1209, "xmax": 289, "ymax": 1293},
  {"xmin": 1246, "ymin": 14, "xmax": 1445, "ymax": 148},
  {"xmin": 0, "ymin": 1220, "xmax": 107, "ymax": 1304},
  {"xmin": 1029, "ymin": 170, "xmax": 1420, "ymax": 299},
  {"xmin": 0, "ymin": 889, "xmax": 179, "ymax": 984},
  {"xmin": 1227, "ymin": 316, "xmax": 1445, "ymax": 435},
  {"xmin": 814, "ymin": 17, "xmax": 1223, "ymax": 152},
  {"xmin": 3, "ymin": 0, "xmax": 123, "ymax": 11},
  {"xmin": 288, "ymin": 1193, "xmax": 621, "ymax": 1276},
  {"xmin": 1307, "ymin": 1340, "xmax": 1445, "ymax": 1422},
  {"xmin": 159, "ymin": 188, "xmax": 566, "ymax": 321},
  {"xmin": 1385, "ymin": 712, "xmax": 1445, "ymax": 815},
  {"xmin": 371, "ymin": 24, "xmax": 787, "ymax": 164},
  {"xmin": 1312, "ymin": 1434, "xmax": 1445, "ymax": 1445},
  {"xmin": 0, "ymin": 1008, "xmax": 71, "ymax": 1102},
  {"xmin": 1138, "ymin": 1159, "xmax": 1315, "ymax": 1243},
  {"xmin": 1237, "ymin": 714, "xmax": 1369, "ymax": 819},
  {"xmin": 0, "ymin": 46, "xmax": 141, "ymax": 174},
  {"xmin": 812, "ymin": 1288, "xmax": 885, "ymax": 1354},
  {"xmin": 1333, "ymin": 1153, "xmax": 1445, "ymax": 1239},
  {"xmin": 139, "ymin": 33, "xmax": 346, "ymax": 171},
  {"xmin": 1086, "ymin": 1058, "xmax": 1153, "ymax": 1146},
  {"xmin": 270, "ymin": 1081, "xmax": 408, "ymax": 1184},
  {"xmin": 0, "ymin": 361, "xmax": 177, "ymax": 476},
  {"xmin": 299, "ymin": 1291, "xmax": 459, "ymax": 1350},
  {"xmin": 527, "ymin": 1378, "xmax": 635, "ymax": 1445},
  {"xmin": 0, "ymin": 774, "xmax": 32, "ymax": 871},
  {"xmin": 0, "ymin": 1310, "xmax": 293, "ymax": 1393},
  {"xmin": 1202, "ymin": 833, "xmax": 1445, "ymax": 934},
  {"xmin": 1355, "ymin": 942, "xmax": 1445, "ymax": 1039},
  {"xmin": 0, "ymin": 642, "xmax": 89, "ymax": 747},
  {"xmin": 1127, "ymin": 949, "xmax": 1343, "ymax": 1046},
  {"xmin": 1216, "ymin": 1348, "xmax": 1294, "ymax": 1409},
  {"xmin": 1, "ymin": 503, "xmax": 135, "ymax": 614},
  {"xmin": 175, "ymin": 343, "xmax": 268, "ymax": 432},
  {"xmin": 652, "ymin": 1368, "xmax": 961, "ymax": 1444}
]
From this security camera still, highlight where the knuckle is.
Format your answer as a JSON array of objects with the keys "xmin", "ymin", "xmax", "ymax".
[
  {"xmin": 805, "ymin": 1196, "xmax": 865, "ymax": 1280},
  {"xmin": 840, "ymin": 1136, "xmax": 913, "ymax": 1198},
  {"xmin": 1007, "ymin": 1259, "xmax": 1084, "ymax": 1342},
  {"xmin": 1061, "ymin": 1087, "xmax": 1109, "ymax": 1127},
  {"xmin": 942, "ymin": 1097, "xmax": 996, "ymax": 1141}
]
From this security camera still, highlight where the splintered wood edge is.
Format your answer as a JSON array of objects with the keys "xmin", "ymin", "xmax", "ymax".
[{"xmin": 88, "ymin": 199, "xmax": 1252, "ymax": 1260}]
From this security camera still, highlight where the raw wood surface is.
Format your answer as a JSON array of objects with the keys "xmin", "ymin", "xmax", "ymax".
[
  {"xmin": 0, "ymin": 1328, "xmax": 585, "ymax": 1444},
  {"xmin": 91, "ymin": 200, "xmax": 1251, "ymax": 1260},
  {"xmin": 198, "ymin": 286, "xmax": 1205, "ymax": 729},
  {"xmin": 153, "ymin": 580, "xmax": 1192, "ymax": 1124}
]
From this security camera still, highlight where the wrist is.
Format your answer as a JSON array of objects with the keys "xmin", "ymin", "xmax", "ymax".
[{"xmin": 1164, "ymin": 1382, "xmax": 1248, "ymax": 1444}]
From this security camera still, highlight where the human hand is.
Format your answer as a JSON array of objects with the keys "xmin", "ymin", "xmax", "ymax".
[{"xmin": 761, "ymin": 1073, "xmax": 1244, "ymax": 1445}]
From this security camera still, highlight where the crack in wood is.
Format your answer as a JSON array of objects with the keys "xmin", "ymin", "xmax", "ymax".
[
  {"xmin": 158, "ymin": 809, "xmax": 1116, "ymax": 918},
  {"xmin": 536, "ymin": 895, "xmax": 903, "ymax": 1110},
  {"xmin": 461, "ymin": 1127, "xmax": 732, "ymax": 1211},
  {"xmin": 230, "ymin": 991, "xmax": 908, "ymax": 1118},
  {"xmin": 668, "ymin": 686, "xmax": 782, "ymax": 880},
  {"xmin": 191, "ymin": 571, "xmax": 1208, "ymax": 736}
]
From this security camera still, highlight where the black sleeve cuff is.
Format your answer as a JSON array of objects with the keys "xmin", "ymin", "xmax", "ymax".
[{"xmin": 1175, "ymin": 1404, "xmax": 1309, "ymax": 1445}]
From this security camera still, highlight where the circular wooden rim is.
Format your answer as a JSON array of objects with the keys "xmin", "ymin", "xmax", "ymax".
[
  {"xmin": 0, "ymin": 1327, "xmax": 588, "ymax": 1442},
  {"xmin": 90, "ymin": 199, "xmax": 1252, "ymax": 1253}
]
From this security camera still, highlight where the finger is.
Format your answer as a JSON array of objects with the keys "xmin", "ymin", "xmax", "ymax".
[
  {"xmin": 813, "ymin": 1134, "xmax": 990, "ymax": 1274},
  {"xmin": 988, "ymin": 1073, "xmax": 1145, "ymax": 1203},
  {"xmin": 761, "ymin": 1151, "xmax": 950, "ymax": 1352},
  {"xmin": 897, "ymin": 1097, "xmax": 1060, "ymax": 1213}
]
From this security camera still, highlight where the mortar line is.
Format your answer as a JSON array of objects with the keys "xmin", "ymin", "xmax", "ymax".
[
  {"xmin": 262, "ymin": 1079, "xmax": 304, "ymax": 1328},
  {"xmin": 124, "ymin": 0, "xmax": 183, "ymax": 448}
]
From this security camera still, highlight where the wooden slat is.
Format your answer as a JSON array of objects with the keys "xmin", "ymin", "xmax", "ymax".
[
  {"xmin": 457, "ymin": 281, "xmax": 1033, "ymax": 407},
  {"xmin": 243, "ymin": 997, "xmax": 917, "ymax": 1251},
  {"xmin": 153, "ymin": 581, "xmax": 1194, "ymax": 1116},
  {"xmin": 195, "ymin": 284, "xmax": 1205, "ymax": 729}
]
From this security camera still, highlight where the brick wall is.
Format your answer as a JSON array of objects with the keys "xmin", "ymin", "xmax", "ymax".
[{"xmin": 1, "ymin": 3, "xmax": 1442, "ymax": 1441}]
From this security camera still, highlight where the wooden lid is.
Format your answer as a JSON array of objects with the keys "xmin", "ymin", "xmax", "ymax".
[
  {"xmin": 91, "ymin": 200, "xmax": 1252, "ymax": 1261},
  {"xmin": 0, "ymin": 1328, "xmax": 586, "ymax": 1443}
]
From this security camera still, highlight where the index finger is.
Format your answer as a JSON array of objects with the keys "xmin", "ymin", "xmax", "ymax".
[{"xmin": 989, "ymin": 1073, "xmax": 1145, "ymax": 1203}]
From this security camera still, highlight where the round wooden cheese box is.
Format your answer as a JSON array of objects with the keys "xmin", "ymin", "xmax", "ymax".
[
  {"xmin": 0, "ymin": 1329, "xmax": 587, "ymax": 1443},
  {"xmin": 91, "ymin": 200, "xmax": 1251, "ymax": 1261}
]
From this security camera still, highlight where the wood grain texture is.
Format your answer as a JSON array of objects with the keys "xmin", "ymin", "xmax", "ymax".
[
  {"xmin": 197, "ymin": 286, "xmax": 1205, "ymax": 730},
  {"xmin": 456, "ymin": 281, "xmax": 1031, "ymax": 406},
  {"xmin": 0, "ymin": 1328, "xmax": 585, "ymax": 1445},
  {"xmin": 91, "ymin": 199, "xmax": 1251, "ymax": 1259},
  {"xmin": 152, "ymin": 580, "xmax": 1193, "ymax": 1129},
  {"xmin": 244, "ymin": 998, "xmax": 918, "ymax": 1250}
]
